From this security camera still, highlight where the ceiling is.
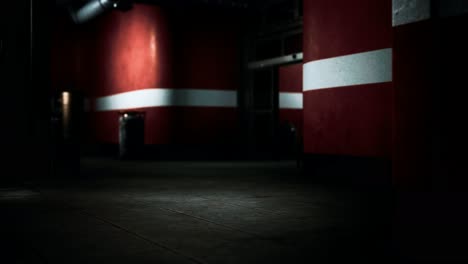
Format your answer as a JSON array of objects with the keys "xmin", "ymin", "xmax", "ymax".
[{"xmin": 56, "ymin": 0, "xmax": 292, "ymax": 11}]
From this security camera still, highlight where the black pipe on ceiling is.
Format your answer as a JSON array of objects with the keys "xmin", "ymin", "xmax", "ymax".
[
  {"xmin": 68, "ymin": 0, "xmax": 131, "ymax": 24},
  {"xmin": 66, "ymin": 0, "xmax": 258, "ymax": 25}
]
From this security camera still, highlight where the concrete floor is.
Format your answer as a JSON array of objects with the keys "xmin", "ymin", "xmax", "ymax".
[{"xmin": 1, "ymin": 158, "xmax": 392, "ymax": 263}]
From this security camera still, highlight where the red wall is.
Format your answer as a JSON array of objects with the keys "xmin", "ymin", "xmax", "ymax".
[
  {"xmin": 393, "ymin": 11, "xmax": 468, "ymax": 189},
  {"xmin": 52, "ymin": 4, "xmax": 241, "ymax": 146},
  {"xmin": 278, "ymin": 63, "xmax": 302, "ymax": 137},
  {"xmin": 51, "ymin": 14, "xmax": 82, "ymax": 92},
  {"xmin": 279, "ymin": 64, "xmax": 302, "ymax": 94},
  {"xmin": 393, "ymin": 20, "xmax": 434, "ymax": 188},
  {"xmin": 303, "ymin": 0, "xmax": 392, "ymax": 63},
  {"xmin": 172, "ymin": 9, "xmax": 241, "ymax": 90},
  {"xmin": 438, "ymin": 14, "xmax": 468, "ymax": 189},
  {"xmin": 91, "ymin": 5, "xmax": 173, "ymax": 97},
  {"xmin": 393, "ymin": 11, "xmax": 468, "ymax": 260},
  {"xmin": 302, "ymin": 0, "xmax": 393, "ymax": 157}
]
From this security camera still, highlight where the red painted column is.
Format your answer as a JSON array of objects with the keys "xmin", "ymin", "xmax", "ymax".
[
  {"xmin": 438, "ymin": 13, "xmax": 468, "ymax": 190},
  {"xmin": 392, "ymin": 1, "xmax": 468, "ymax": 189},
  {"xmin": 52, "ymin": 4, "xmax": 242, "ymax": 147},
  {"xmin": 393, "ymin": 2, "xmax": 468, "ymax": 261},
  {"xmin": 160, "ymin": 8, "xmax": 241, "ymax": 146},
  {"xmin": 88, "ymin": 4, "xmax": 173, "ymax": 144},
  {"xmin": 302, "ymin": 0, "xmax": 393, "ymax": 158},
  {"xmin": 393, "ymin": 20, "xmax": 434, "ymax": 188}
]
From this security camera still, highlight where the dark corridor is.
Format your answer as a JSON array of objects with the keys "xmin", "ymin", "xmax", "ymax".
[{"xmin": 2, "ymin": 0, "xmax": 468, "ymax": 263}]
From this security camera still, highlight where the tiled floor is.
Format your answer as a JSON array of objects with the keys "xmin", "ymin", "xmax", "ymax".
[{"xmin": 0, "ymin": 158, "xmax": 392, "ymax": 263}]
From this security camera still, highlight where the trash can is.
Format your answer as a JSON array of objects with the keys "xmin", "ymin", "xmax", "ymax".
[
  {"xmin": 278, "ymin": 121, "xmax": 298, "ymax": 159},
  {"xmin": 119, "ymin": 111, "xmax": 145, "ymax": 159}
]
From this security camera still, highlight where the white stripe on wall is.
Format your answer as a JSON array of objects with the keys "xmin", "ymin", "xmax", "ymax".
[
  {"xmin": 303, "ymin": 48, "xmax": 392, "ymax": 92},
  {"xmin": 392, "ymin": 0, "xmax": 431, "ymax": 27},
  {"xmin": 95, "ymin": 88, "xmax": 237, "ymax": 111},
  {"xmin": 279, "ymin": 92, "xmax": 303, "ymax": 109}
]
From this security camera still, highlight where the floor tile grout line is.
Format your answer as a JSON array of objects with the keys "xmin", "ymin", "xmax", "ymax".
[
  {"xmin": 125, "ymin": 196, "xmax": 309, "ymax": 245},
  {"xmin": 36, "ymin": 187, "xmax": 322, "ymax": 253},
  {"xmin": 158, "ymin": 206, "xmax": 266, "ymax": 239},
  {"xmin": 194, "ymin": 195, "xmax": 285, "ymax": 216},
  {"xmin": 30, "ymin": 189, "xmax": 206, "ymax": 264},
  {"xmin": 154, "ymin": 206, "xmax": 323, "ymax": 249},
  {"xmin": 76, "ymin": 208, "xmax": 207, "ymax": 264},
  {"xmin": 126, "ymin": 196, "xmax": 320, "ymax": 242},
  {"xmin": 131, "ymin": 193, "xmax": 321, "ymax": 222},
  {"xmin": 194, "ymin": 197, "xmax": 324, "ymax": 222},
  {"xmin": 135, "ymin": 200, "xmax": 310, "ymax": 246},
  {"xmin": 78, "ymin": 200, "xmax": 306, "ymax": 257},
  {"xmin": 123, "ymin": 196, "xmax": 269, "ymax": 239}
]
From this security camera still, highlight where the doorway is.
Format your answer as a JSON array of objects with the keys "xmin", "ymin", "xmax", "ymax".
[{"xmin": 250, "ymin": 67, "xmax": 279, "ymax": 158}]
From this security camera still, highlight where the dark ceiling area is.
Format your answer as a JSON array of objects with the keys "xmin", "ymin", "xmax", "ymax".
[
  {"xmin": 142, "ymin": 0, "xmax": 289, "ymax": 10},
  {"xmin": 55, "ymin": 0, "xmax": 302, "ymax": 30},
  {"xmin": 56, "ymin": 0, "xmax": 290, "ymax": 10}
]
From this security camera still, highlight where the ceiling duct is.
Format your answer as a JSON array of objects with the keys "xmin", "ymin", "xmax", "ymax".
[{"xmin": 68, "ymin": 0, "xmax": 131, "ymax": 24}]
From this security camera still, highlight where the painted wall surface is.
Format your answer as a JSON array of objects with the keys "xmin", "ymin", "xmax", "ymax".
[
  {"xmin": 171, "ymin": 9, "xmax": 241, "ymax": 91},
  {"xmin": 279, "ymin": 64, "xmax": 302, "ymax": 93},
  {"xmin": 278, "ymin": 64, "xmax": 303, "ymax": 137},
  {"xmin": 438, "ymin": 13, "xmax": 468, "ymax": 190},
  {"xmin": 392, "ymin": 0, "xmax": 468, "ymax": 189},
  {"xmin": 392, "ymin": 3, "xmax": 468, "ymax": 260},
  {"xmin": 393, "ymin": 20, "xmax": 434, "ymax": 187},
  {"xmin": 51, "ymin": 14, "xmax": 82, "ymax": 92},
  {"xmin": 303, "ymin": 0, "xmax": 392, "ymax": 63},
  {"xmin": 302, "ymin": 0, "xmax": 393, "ymax": 157},
  {"xmin": 92, "ymin": 4, "xmax": 173, "ymax": 97},
  {"xmin": 52, "ymin": 4, "xmax": 241, "ymax": 146}
]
